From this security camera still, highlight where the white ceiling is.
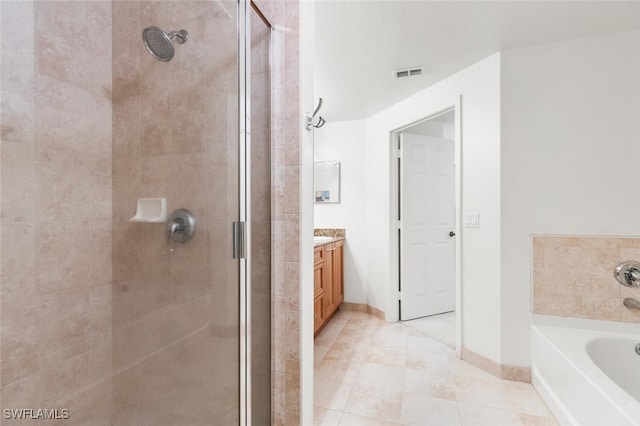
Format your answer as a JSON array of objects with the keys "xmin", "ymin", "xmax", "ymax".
[{"xmin": 314, "ymin": 0, "xmax": 640, "ymax": 122}]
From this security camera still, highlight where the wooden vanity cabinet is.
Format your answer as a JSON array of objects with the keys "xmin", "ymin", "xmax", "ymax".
[
  {"xmin": 313, "ymin": 261, "xmax": 325, "ymax": 331},
  {"xmin": 314, "ymin": 239, "xmax": 344, "ymax": 336},
  {"xmin": 332, "ymin": 240, "xmax": 344, "ymax": 307}
]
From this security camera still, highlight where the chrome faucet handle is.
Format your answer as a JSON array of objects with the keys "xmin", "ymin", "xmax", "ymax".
[
  {"xmin": 623, "ymin": 298, "xmax": 640, "ymax": 310},
  {"xmin": 166, "ymin": 209, "xmax": 196, "ymax": 244},
  {"xmin": 614, "ymin": 261, "xmax": 640, "ymax": 287}
]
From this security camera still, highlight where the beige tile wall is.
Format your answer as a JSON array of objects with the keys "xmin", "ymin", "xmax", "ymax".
[
  {"xmin": 532, "ymin": 236, "xmax": 640, "ymax": 323},
  {"xmin": 111, "ymin": 1, "xmax": 241, "ymax": 422},
  {"xmin": 1, "ymin": 0, "xmax": 300, "ymax": 422},
  {"xmin": 250, "ymin": 6, "xmax": 273, "ymax": 424},
  {"xmin": 1, "ymin": 0, "xmax": 114, "ymax": 420},
  {"xmin": 252, "ymin": 0, "xmax": 302, "ymax": 424}
]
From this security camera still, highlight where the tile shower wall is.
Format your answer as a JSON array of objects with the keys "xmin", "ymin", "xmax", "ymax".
[
  {"xmin": 250, "ymin": 6, "xmax": 273, "ymax": 424},
  {"xmin": 252, "ymin": 0, "xmax": 303, "ymax": 424},
  {"xmin": 1, "ymin": 0, "xmax": 301, "ymax": 424},
  {"xmin": 111, "ymin": 0, "xmax": 241, "ymax": 423},
  {"xmin": 532, "ymin": 236, "xmax": 640, "ymax": 323},
  {"xmin": 1, "ymin": 0, "xmax": 114, "ymax": 421}
]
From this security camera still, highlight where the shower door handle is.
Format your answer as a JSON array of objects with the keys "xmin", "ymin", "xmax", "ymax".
[{"xmin": 232, "ymin": 221, "xmax": 246, "ymax": 259}]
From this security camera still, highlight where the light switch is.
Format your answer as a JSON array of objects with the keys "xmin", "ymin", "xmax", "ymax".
[{"xmin": 464, "ymin": 212, "xmax": 479, "ymax": 228}]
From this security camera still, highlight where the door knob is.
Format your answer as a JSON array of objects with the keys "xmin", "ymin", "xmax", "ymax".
[{"xmin": 449, "ymin": 231, "xmax": 456, "ymax": 237}]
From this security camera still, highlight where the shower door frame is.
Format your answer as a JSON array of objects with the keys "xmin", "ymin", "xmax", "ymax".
[
  {"xmin": 239, "ymin": 0, "xmax": 274, "ymax": 423},
  {"xmin": 239, "ymin": 0, "xmax": 250, "ymax": 423},
  {"xmin": 239, "ymin": 0, "xmax": 253, "ymax": 424}
]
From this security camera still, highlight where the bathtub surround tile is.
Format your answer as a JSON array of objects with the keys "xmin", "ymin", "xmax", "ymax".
[
  {"xmin": 620, "ymin": 238, "xmax": 640, "ymax": 249},
  {"xmin": 316, "ymin": 311, "xmax": 556, "ymax": 424},
  {"xmin": 544, "ymin": 236, "xmax": 580, "ymax": 247},
  {"xmin": 580, "ymin": 247, "xmax": 621, "ymax": 298},
  {"xmin": 532, "ymin": 235, "xmax": 640, "ymax": 324},
  {"xmin": 620, "ymin": 304, "xmax": 640, "ymax": 322},
  {"xmin": 581, "ymin": 296, "xmax": 621, "ymax": 321}
]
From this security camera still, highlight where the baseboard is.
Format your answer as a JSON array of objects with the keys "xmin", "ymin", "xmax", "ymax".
[
  {"xmin": 341, "ymin": 302, "xmax": 385, "ymax": 320},
  {"xmin": 462, "ymin": 347, "xmax": 531, "ymax": 383}
]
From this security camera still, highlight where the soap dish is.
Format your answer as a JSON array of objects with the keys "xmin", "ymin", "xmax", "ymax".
[{"xmin": 129, "ymin": 198, "xmax": 167, "ymax": 223}]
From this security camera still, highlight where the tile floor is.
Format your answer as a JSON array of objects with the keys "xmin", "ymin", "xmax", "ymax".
[
  {"xmin": 314, "ymin": 310, "xmax": 558, "ymax": 426},
  {"xmin": 400, "ymin": 311, "xmax": 456, "ymax": 348}
]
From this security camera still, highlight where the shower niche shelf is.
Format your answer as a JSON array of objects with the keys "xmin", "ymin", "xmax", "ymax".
[{"xmin": 129, "ymin": 198, "xmax": 167, "ymax": 223}]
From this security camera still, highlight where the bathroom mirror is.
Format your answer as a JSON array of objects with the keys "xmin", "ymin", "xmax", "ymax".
[{"xmin": 314, "ymin": 160, "xmax": 341, "ymax": 203}]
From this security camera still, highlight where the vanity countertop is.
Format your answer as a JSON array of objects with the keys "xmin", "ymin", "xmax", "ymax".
[{"xmin": 313, "ymin": 236, "xmax": 345, "ymax": 247}]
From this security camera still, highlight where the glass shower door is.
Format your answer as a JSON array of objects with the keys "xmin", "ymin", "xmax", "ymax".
[
  {"xmin": 111, "ymin": 0, "xmax": 243, "ymax": 424},
  {"xmin": 0, "ymin": 0, "xmax": 257, "ymax": 424}
]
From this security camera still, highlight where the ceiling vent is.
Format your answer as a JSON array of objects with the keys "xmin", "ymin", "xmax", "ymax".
[{"xmin": 394, "ymin": 66, "xmax": 425, "ymax": 79}]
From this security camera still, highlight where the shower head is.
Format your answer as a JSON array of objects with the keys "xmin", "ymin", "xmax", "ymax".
[{"xmin": 142, "ymin": 26, "xmax": 188, "ymax": 62}]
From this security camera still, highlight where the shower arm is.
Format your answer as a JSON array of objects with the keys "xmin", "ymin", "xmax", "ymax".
[{"xmin": 167, "ymin": 30, "xmax": 188, "ymax": 44}]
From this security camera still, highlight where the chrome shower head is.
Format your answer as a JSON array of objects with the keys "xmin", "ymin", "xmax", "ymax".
[{"xmin": 142, "ymin": 26, "xmax": 188, "ymax": 62}]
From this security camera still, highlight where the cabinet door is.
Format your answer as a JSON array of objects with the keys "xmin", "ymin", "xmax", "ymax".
[
  {"xmin": 314, "ymin": 296, "xmax": 324, "ymax": 335},
  {"xmin": 323, "ymin": 243, "xmax": 336, "ymax": 318},
  {"xmin": 333, "ymin": 240, "xmax": 344, "ymax": 305},
  {"xmin": 314, "ymin": 246, "xmax": 325, "ymax": 266},
  {"xmin": 314, "ymin": 263, "xmax": 324, "ymax": 297}
]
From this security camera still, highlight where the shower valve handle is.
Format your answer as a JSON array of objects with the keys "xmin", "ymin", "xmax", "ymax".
[
  {"xmin": 614, "ymin": 261, "xmax": 640, "ymax": 287},
  {"xmin": 166, "ymin": 209, "xmax": 196, "ymax": 244}
]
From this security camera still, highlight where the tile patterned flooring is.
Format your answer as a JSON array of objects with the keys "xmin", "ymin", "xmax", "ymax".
[
  {"xmin": 314, "ymin": 310, "xmax": 558, "ymax": 426},
  {"xmin": 400, "ymin": 312, "xmax": 456, "ymax": 348}
]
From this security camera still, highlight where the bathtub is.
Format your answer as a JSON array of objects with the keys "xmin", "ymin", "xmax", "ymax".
[{"xmin": 531, "ymin": 315, "xmax": 640, "ymax": 425}]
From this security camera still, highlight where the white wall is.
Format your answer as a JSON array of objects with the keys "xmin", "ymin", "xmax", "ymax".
[
  {"xmin": 365, "ymin": 54, "xmax": 503, "ymax": 363},
  {"xmin": 299, "ymin": 1, "xmax": 315, "ymax": 423},
  {"xmin": 500, "ymin": 30, "xmax": 640, "ymax": 367},
  {"xmin": 314, "ymin": 120, "xmax": 369, "ymax": 304},
  {"xmin": 313, "ymin": 30, "xmax": 640, "ymax": 370}
]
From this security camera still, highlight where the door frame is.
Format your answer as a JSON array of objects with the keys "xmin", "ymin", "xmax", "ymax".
[{"xmin": 389, "ymin": 96, "xmax": 463, "ymax": 356}]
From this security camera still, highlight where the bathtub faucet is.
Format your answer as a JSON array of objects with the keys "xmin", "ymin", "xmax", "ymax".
[
  {"xmin": 623, "ymin": 298, "xmax": 640, "ymax": 310},
  {"xmin": 614, "ymin": 260, "xmax": 640, "ymax": 287}
]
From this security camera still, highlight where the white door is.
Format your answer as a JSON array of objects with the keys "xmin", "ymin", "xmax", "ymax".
[{"xmin": 399, "ymin": 132, "xmax": 455, "ymax": 320}]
